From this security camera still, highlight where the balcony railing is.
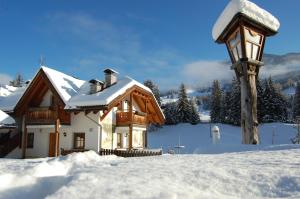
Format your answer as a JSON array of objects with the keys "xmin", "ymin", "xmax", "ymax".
[
  {"xmin": 26, "ymin": 108, "xmax": 70, "ymax": 125},
  {"xmin": 116, "ymin": 111, "xmax": 147, "ymax": 126}
]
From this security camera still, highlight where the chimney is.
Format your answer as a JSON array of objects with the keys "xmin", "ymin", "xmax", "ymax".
[
  {"xmin": 104, "ymin": 68, "xmax": 118, "ymax": 87},
  {"xmin": 89, "ymin": 79, "xmax": 104, "ymax": 94}
]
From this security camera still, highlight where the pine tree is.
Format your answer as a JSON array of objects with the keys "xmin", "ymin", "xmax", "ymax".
[
  {"xmin": 210, "ymin": 80, "xmax": 222, "ymax": 123},
  {"xmin": 189, "ymin": 99, "xmax": 200, "ymax": 125},
  {"xmin": 177, "ymin": 83, "xmax": 192, "ymax": 123},
  {"xmin": 257, "ymin": 78, "xmax": 265, "ymax": 123},
  {"xmin": 228, "ymin": 77, "xmax": 241, "ymax": 125},
  {"xmin": 163, "ymin": 102, "xmax": 179, "ymax": 125},
  {"xmin": 220, "ymin": 91, "xmax": 231, "ymax": 124},
  {"xmin": 293, "ymin": 82, "xmax": 300, "ymax": 120},
  {"xmin": 144, "ymin": 80, "xmax": 161, "ymax": 106},
  {"xmin": 263, "ymin": 77, "xmax": 288, "ymax": 122}
]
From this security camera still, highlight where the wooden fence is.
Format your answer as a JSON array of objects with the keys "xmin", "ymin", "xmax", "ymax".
[
  {"xmin": 99, "ymin": 148, "xmax": 162, "ymax": 157},
  {"xmin": 61, "ymin": 148, "xmax": 162, "ymax": 157},
  {"xmin": 61, "ymin": 148, "xmax": 89, "ymax": 156}
]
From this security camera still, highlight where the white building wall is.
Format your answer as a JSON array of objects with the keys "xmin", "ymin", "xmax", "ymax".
[
  {"xmin": 26, "ymin": 127, "xmax": 51, "ymax": 158},
  {"xmin": 21, "ymin": 111, "xmax": 101, "ymax": 158},
  {"xmin": 70, "ymin": 112, "xmax": 101, "ymax": 152},
  {"xmin": 100, "ymin": 108, "xmax": 116, "ymax": 149},
  {"xmin": 132, "ymin": 126, "xmax": 146, "ymax": 148}
]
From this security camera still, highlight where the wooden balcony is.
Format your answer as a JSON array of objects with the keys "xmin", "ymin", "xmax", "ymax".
[
  {"xmin": 116, "ymin": 111, "xmax": 147, "ymax": 126},
  {"xmin": 26, "ymin": 108, "xmax": 70, "ymax": 125}
]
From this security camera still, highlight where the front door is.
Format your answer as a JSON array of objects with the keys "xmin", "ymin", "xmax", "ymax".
[{"xmin": 49, "ymin": 133, "xmax": 56, "ymax": 157}]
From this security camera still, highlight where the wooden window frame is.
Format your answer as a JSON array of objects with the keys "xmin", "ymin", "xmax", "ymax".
[
  {"xmin": 73, "ymin": 133, "xmax": 85, "ymax": 149},
  {"xmin": 27, "ymin": 132, "xmax": 34, "ymax": 148}
]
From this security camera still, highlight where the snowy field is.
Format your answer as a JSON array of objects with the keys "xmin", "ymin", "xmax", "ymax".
[
  {"xmin": 0, "ymin": 148, "xmax": 300, "ymax": 199},
  {"xmin": 0, "ymin": 123, "xmax": 300, "ymax": 198},
  {"xmin": 149, "ymin": 123, "xmax": 297, "ymax": 154}
]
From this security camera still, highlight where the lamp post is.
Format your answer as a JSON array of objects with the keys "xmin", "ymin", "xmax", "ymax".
[{"xmin": 212, "ymin": 0, "xmax": 280, "ymax": 144}]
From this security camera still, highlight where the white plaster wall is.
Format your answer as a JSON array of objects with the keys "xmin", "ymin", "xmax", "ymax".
[
  {"xmin": 59, "ymin": 126, "xmax": 72, "ymax": 151},
  {"xmin": 70, "ymin": 112, "xmax": 100, "ymax": 152},
  {"xmin": 40, "ymin": 90, "xmax": 53, "ymax": 107},
  {"xmin": 100, "ymin": 108, "xmax": 116, "ymax": 149},
  {"xmin": 132, "ymin": 126, "xmax": 146, "ymax": 148},
  {"xmin": 26, "ymin": 128, "xmax": 51, "ymax": 158}
]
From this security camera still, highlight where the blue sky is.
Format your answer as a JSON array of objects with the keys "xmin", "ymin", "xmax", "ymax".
[{"xmin": 0, "ymin": 0, "xmax": 299, "ymax": 90}]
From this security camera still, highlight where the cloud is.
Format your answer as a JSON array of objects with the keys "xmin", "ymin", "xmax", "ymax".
[
  {"xmin": 0, "ymin": 73, "xmax": 12, "ymax": 85},
  {"xmin": 261, "ymin": 60, "xmax": 300, "ymax": 78},
  {"xmin": 44, "ymin": 12, "xmax": 187, "ymax": 90},
  {"xmin": 182, "ymin": 60, "xmax": 235, "ymax": 87}
]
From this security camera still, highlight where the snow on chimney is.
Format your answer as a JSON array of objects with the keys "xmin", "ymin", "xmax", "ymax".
[
  {"xmin": 104, "ymin": 68, "xmax": 118, "ymax": 87},
  {"xmin": 89, "ymin": 79, "xmax": 104, "ymax": 94}
]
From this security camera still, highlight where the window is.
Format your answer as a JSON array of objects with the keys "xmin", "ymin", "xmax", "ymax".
[
  {"xmin": 227, "ymin": 29, "xmax": 242, "ymax": 62},
  {"xmin": 74, "ymin": 133, "xmax": 85, "ymax": 149},
  {"xmin": 27, "ymin": 133, "xmax": 34, "ymax": 148}
]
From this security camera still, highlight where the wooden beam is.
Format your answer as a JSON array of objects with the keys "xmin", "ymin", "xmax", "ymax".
[
  {"xmin": 100, "ymin": 108, "xmax": 110, "ymax": 121},
  {"xmin": 55, "ymin": 118, "xmax": 60, "ymax": 157},
  {"xmin": 129, "ymin": 93, "xmax": 133, "ymax": 150},
  {"xmin": 21, "ymin": 116, "xmax": 27, "ymax": 159},
  {"xmin": 85, "ymin": 110, "xmax": 91, "ymax": 115},
  {"xmin": 145, "ymin": 99, "xmax": 148, "ymax": 125}
]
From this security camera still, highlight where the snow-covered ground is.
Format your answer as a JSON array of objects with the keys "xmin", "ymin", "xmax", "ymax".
[
  {"xmin": 0, "ymin": 148, "xmax": 300, "ymax": 199},
  {"xmin": 149, "ymin": 123, "xmax": 297, "ymax": 154},
  {"xmin": 0, "ymin": 123, "xmax": 300, "ymax": 198}
]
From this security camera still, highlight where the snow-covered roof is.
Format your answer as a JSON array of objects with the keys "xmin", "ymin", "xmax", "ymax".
[
  {"xmin": 212, "ymin": 0, "xmax": 280, "ymax": 41},
  {"xmin": 0, "ymin": 66, "xmax": 161, "ymax": 115},
  {"xmin": 0, "ymin": 110, "xmax": 15, "ymax": 127},
  {"xmin": 41, "ymin": 66, "xmax": 86, "ymax": 104},
  {"xmin": 67, "ymin": 76, "xmax": 152, "ymax": 108},
  {"xmin": 0, "ymin": 86, "xmax": 26, "ymax": 112}
]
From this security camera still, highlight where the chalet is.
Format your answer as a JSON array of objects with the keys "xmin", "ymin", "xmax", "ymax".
[{"xmin": 0, "ymin": 66, "xmax": 164, "ymax": 158}]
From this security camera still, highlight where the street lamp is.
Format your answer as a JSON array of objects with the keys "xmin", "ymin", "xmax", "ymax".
[{"xmin": 212, "ymin": 0, "xmax": 280, "ymax": 144}]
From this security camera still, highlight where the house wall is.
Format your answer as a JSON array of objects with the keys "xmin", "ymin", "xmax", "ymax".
[
  {"xmin": 100, "ymin": 108, "xmax": 116, "ymax": 149},
  {"xmin": 26, "ymin": 127, "xmax": 51, "ymax": 158},
  {"xmin": 40, "ymin": 90, "xmax": 53, "ymax": 107},
  {"xmin": 69, "ymin": 112, "xmax": 101, "ymax": 152},
  {"xmin": 132, "ymin": 126, "xmax": 146, "ymax": 148},
  {"xmin": 22, "ymin": 111, "xmax": 101, "ymax": 158}
]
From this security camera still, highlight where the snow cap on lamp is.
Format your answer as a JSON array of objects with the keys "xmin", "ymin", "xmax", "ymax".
[{"xmin": 212, "ymin": 0, "xmax": 280, "ymax": 42}]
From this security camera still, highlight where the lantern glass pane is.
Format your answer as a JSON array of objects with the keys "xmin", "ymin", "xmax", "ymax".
[
  {"xmin": 245, "ymin": 29, "xmax": 261, "ymax": 44},
  {"xmin": 252, "ymin": 45, "xmax": 259, "ymax": 60},
  {"xmin": 232, "ymin": 48, "xmax": 239, "ymax": 62},
  {"xmin": 229, "ymin": 31, "xmax": 241, "ymax": 48},
  {"xmin": 237, "ymin": 42, "xmax": 242, "ymax": 59},
  {"xmin": 246, "ymin": 42, "xmax": 252, "ymax": 59}
]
